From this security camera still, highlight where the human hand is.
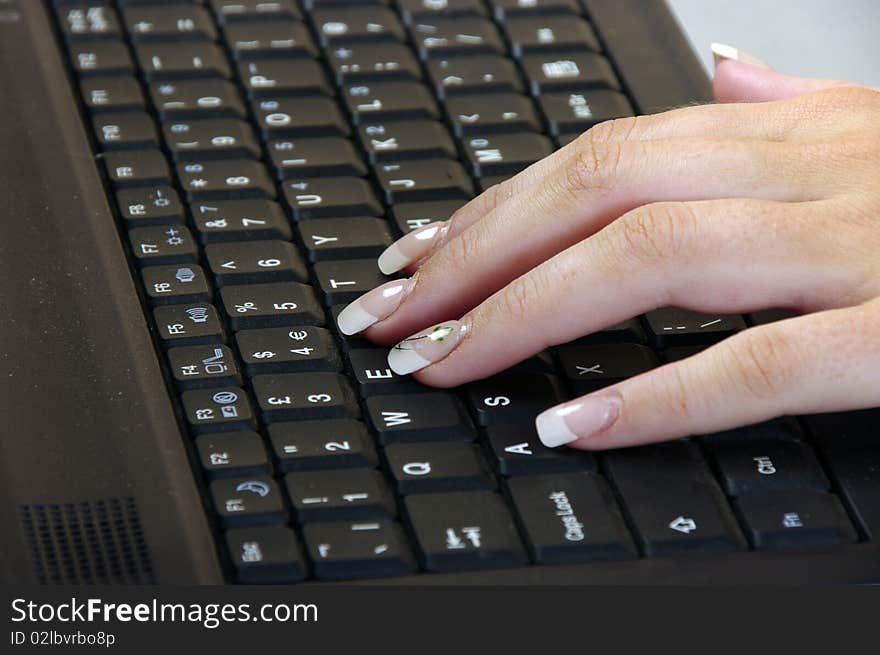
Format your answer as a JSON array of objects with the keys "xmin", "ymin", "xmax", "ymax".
[{"xmin": 336, "ymin": 47, "xmax": 880, "ymax": 451}]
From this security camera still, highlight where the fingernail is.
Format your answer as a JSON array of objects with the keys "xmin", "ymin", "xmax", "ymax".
[
  {"xmin": 710, "ymin": 42, "xmax": 770, "ymax": 70},
  {"xmin": 378, "ymin": 221, "xmax": 447, "ymax": 275},
  {"xmin": 387, "ymin": 320, "xmax": 466, "ymax": 375},
  {"xmin": 336, "ymin": 278, "xmax": 416, "ymax": 335},
  {"xmin": 535, "ymin": 393, "xmax": 622, "ymax": 448}
]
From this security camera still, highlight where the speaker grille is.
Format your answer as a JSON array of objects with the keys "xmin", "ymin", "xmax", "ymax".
[{"xmin": 19, "ymin": 498, "xmax": 155, "ymax": 584}]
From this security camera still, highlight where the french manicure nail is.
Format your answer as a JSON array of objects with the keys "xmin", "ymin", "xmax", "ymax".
[
  {"xmin": 535, "ymin": 393, "xmax": 622, "ymax": 448},
  {"xmin": 336, "ymin": 278, "xmax": 416, "ymax": 335},
  {"xmin": 387, "ymin": 320, "xmax": 466, "ymax": 375},
  {"xmin": 377, "ymin": 222, "xmax": 447, "ymax": 275},
  {"xmin": 710, "ymin": 42, "xmax": 770, "ymax": 69}
]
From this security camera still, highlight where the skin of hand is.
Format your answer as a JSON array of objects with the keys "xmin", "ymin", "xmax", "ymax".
[{"xmin": 336, "ymin": 47, "xmax": 880, "ymax": 451}]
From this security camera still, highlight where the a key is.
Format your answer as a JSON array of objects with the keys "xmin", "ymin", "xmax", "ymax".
[
  {"xmin": 191, "ymin": 199, "xmax": 292, "ymax": 243},
  {"xmin": 176, "ymin": 159, "xmax": 275, "ymax": 201},
  {"xmin": 150, "ymin": 79, "xmax": 246, "ymax": 120},
  {"xmin": 735, "ymin": 491, "xmax": 857, "ymax": 550},
  {"xmin": 508, "ymin": 473, "xmax": 637, "ymax": 563},
  {"xmin": 365, "ymin": 393, "xmax": 476, "ymax": 444},
  {"xmin": 521, "ymin": 51, "xmax": 620, "ymax": 95},
  {"xmin": 69, "ymin": 41, "xmax": 134, "ymax": 76},
  {"xmin": 167, "ymin": 344, "xmax": 242, "ymax": 389},
  {"xmin": 286, "ymin": 469, "xmax": 395, "ymax": 522},
  {"xmin": 326, "ymin": 42, "xmax": 422, "ymax": 84},
  {"xmin": 251, "ymin": 372, "xmax": 360, "ymax": 421},
  {"xmin": 283, "ymin": 177, "xmax": 383, "ymax": 220},
  {"xmin": 268, "ymin": 138, "xmax": 366, "ymax": 179},
  {"xmin": 604, "ymin": 442, "xmax": 746, "ymax": 556},
  {"xmin": 269, "ymin": 419, "xmax": 378, "ymax": 471},
  {"xmin": 236, "ymin": 326, "xmax": 341, "ymax": 374},
  {"xmin": 445, "ymin": 93, "xmax": 541, "ymax": 136},
  {"xmin": 409, "ymin": 17, "xmax": 505, "ymax": 58},
  {"xmin": 428, "ymin": 55, "xmax": 523, "ymax": 97},
  {"xmin": 252, "ymin": 96, "xmax": 350, "ymax": 140},
  {"xmin": 461, "ymin": 132, "xmax": 553, "ymax": 177},
  {"xmin": 391, "ymin": 199, "xmax": 465, "ymax": 233},
  {"xmin": 60, "ymin": 5, "xmax": 122, "ymax": 41},
  {"xmin": 398, "ymin": 0, "xmax": 488, "ymax": 24},
  {"xmin": 210, "ymin": 0, "xmax": 302, "ymax": 23},
  {"xmin": 358, "ymin": 120, "xmax": 456, "ymax": 163},
  {"xmin": 154, "ymin": 303, "xmax": 225, "ymax": 347},
  {"xmin": 466, "ymin": 374, "xmax": 566, "ymax": 426},
  {"xmin": 539, "ymin": 89, "xmax": 634, "ymax": 136},
  {"xmin": 220, "ymin": 282, "xmax": 324, "ymax": 329},
  {"xmin": 342, "ymin": 81, "xmax": 440, "ymax": 124},
  {"xmin": 303, "ymin": 521, "xmax": 415, "ymax": 580},
  {"xmin": 485, "ymin": 424, "xmax": 596, "ymax": 476},
  {"xmin": 211, "ymin": 475, "xmax": 286, "ymax": 527},
  {"xmin": 644, "ymin": 308, "xmax": 747, "ymax": 348},
  {"xmin": 206, "ymin": 241, "xmax": 308, "ymax": 286},
  {"xmin": 238, "ymin": 58, "xmax": 332, "ymax": 99},
  {"xmin": 196, "ymin": 430, "xmax": 269, "ymax": 479},
  {"xmin": 562, "ymin": 318, "xmax": 646, "ymax": 345},
  {"xmin": 81, "ymin": 76, "xmax": 145, "ymax": 112},
  {"xmin": 405, "ymin": 491, "xmax": 526, "ymax": 571},
  {"xmin": 136, "ymin": 42, "xmax": 231, "ymax": 80},
  {"xmin": 490, "ymin": 0, "xmax": 583, "ymax": 19},
  {"xmin": 313, "ymin": 6, "xmax": 405, "ymax": 45},
  {"xmin": 162, "ymin": 118, "xmax": 260, "ymax": 161},
  {"xmin": 182, "ymin": 386, "xmax": 255, "ymax": 433},
  {"xmin": 557, "ymin": 343, "xmax": 659, "ymax": 394},
  {"xmin": 225, "ymin": 526, "xmax": 307, "ymax": 584},
  {"xmin": 297, "ymin": 217, "xmax": 394, "ymax": 262},
  {"xmin": 123, "ymin": 4, "xmax": 216, "ymax": 41},
  {"xmin": 504, "ymin": 16, "xmax": 600, "ymax": 56},
  {"xmin": 313, "ymin": 259, "xmax": 392, "ymax": 304},
  {"xmin": 92, "ymin": 112, "xmax": 158, "ymax": 150},
  {"xmin": 129, "ymin": 225, "xmax": 198, "ymax": 265},
  {"xmin": 374, "ymin": 159, "xmax": 474, "ymax": 203},
  {"xmin": 224, "ymin": 19, "xmax": 317, "ymax": 59},
  {"xmin": 347, "ymin": 348, "xmax": 426, "ymax": 395},
  {"xmin": 142, "ymin": 263, "xmax": 211, "ymax": 305},
  {"xmin": 385, "ymin": 442, "xmax": 496, "ymax": 494},
  {"xmin": 103, "ymin": 149, "xmax": 170, "ymax": 187}
]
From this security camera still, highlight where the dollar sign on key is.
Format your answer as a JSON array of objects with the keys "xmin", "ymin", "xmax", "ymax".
[{"xmin": 252, "ymin": 351, "xmax": 276, "ymax": 359}]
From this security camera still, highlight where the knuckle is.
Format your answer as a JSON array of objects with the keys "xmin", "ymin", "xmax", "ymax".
[
  {"xmin": 727, "ymin": 328, "xmax": 799, "ymax": 402},
  {"xmin": 497, "ymin": 272, "xmax": 544, "ymax": 324},
  {"xmin": 613, "ymin": 202, "xmax": 698, "ymax": 266},
  {"xmin": 431, "ymin": 224, "xmax": 483, "ymax": 273},
  {"xmin": 583, "ymin": 116, "xmax": 641, "ymax": 144},
  {"xmin": 566, "ymin": 132, "xmax": 626, "ymax": 194}
]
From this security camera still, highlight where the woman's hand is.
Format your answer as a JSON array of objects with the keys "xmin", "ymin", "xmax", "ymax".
[{"xmin": 336, "ymin": 50, "xmax": 880, "ymax": 450}]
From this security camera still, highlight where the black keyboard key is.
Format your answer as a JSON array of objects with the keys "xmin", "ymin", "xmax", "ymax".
[
  {"xmin": 461, "ymin": 132, "xmax": 553, "ymax": 177},
  {"xmin": 268, "ymin": 138, "xmax": 366, "ymax": 179},
  {"xmin": 326, "ymin": 42, "xmax": 422, "ymax": 84},
  {"xmin": 163, "ymin": 118, "xmax": 260, "ymax": 161},
  {"xmin": 286, "ymin": 469, "xmax": 395, "ymax": 522},
  {"xmin": 508, "ymin": 473, "xmax": 636, "ymax": 563},
  {"xmin": 206, "ymin": 240, "xmax": 308, "ymax": 285},
  {"xmin": 182, "ymin": 386, "xmax": 255, "ymax": 433},
  {"xmin": 445, "ymin": 93, "xmax": 541, "ymax": 136},
  {"xmin": 359, "ymin": 120, "xmax": 456, "ymax": 163},
  {"xmin": 391, "ymin": 199, "xmax": 465, "ymax": 233},
  {"xmin": 226, "ymin": 526, "xmax": 307, "ymax": 584},
  {"xmin": 374, "ymin": 159, "xmax": 474, "ymax": 203},
  {"xmin": 604, "ymin": 442, "xmax": 746, "ymax": 556},
  {"xmin": 557, "ymin": 343, "xmax": 659, "ymax": 394},
  {"xmin": 303, "ymin": 520, "xmax": 414, "ymax": 580},
  {"xmin": 347, "ymin": 348, "xmax": 425, "ymax": 395},
  {"xmin": 211, "ymin": 475, "xmax": 286, "ymax": 526},
  {"xmin": 521, "ymin": 51, "xmax": 620, "ymax": 94},
  {"xmin": 69, "ymin": 41, "xmax": 134, "ymax": 76},
  {"xmin": 644, "ymin": 308, "xmax": 747, "ymax": 348},
  {"xmin": 365, "ymin": 392, "xmax": 476, "ymax": 444},
  {"xmin": 269, "ymin": 419, "xmax": 378, "ymax": 471},
  {"xmin": 92, "ymin": 112, "xmax": 158, "ymax": 150},
  {"xmin": 177, "ymin": 159, "xmax": 275, "ymax": 201},
  {"xmin": 313, "ymin": 6, "xmax": 405, "ymax": 45},
  {"xmin": 136, "ymin": 42, "xmax": 231, "ymax": 80},
  {"xmin": 466, "ymin": 374, "xmax": 565, "ymax": 426},
  {"xmin": 490, "ymin": 0, "xmax": 583, "ymax": 19},
  {"xmin": 539, "ymin": 89, "xmax": 634, "ymax": 136},
  {"xmin": 167, "ymin": 344, "xmax": 242, "ymax": 389},
  {"xmin": 191, "ymin": 199, "xmax": 292, "ymax": 243},
  {"xmin": 220, "ymin": 282, "xmax": 324, "ymax": 328},
  {"xmin": 398, "ymin": 0, "xmax": 488, "ymax": 24},
  {"xmin": 563, "ymin": 318, "xmax": 646, "ymax": 345},
  {"xmin": 298, "ymin": 217, "xmax": 394, "ymax": 262},
  {"xmin": 103, "ymin": 149, "xmax": 170, "ymax": 187},
  {"xmin": 129, "ymin": 225, "xmax": 198, "ymax": 265},
  {"xmin": 252, "ymin": 97, "xmax": 349, "ymax": 141},
  {"xmin": 224, "ymin": 19, "xmax": 317, "ymax": 59},
  {"xmin": 252, "ymin": 372, "xmax": 360, "ymax": 421},
  {"xmin": 504, "ymin": 16, "xmax": 600, "ymax": 56},
  {"xmin": 410, "ymin": 17, "xmax": 505, "ymax": 58},
  {"xmin": 211, "ymin": 0, "xmax": 302, "ymax": 23},
  {"xmin": 314, "ymin": 259, "xmax": 392, "ymax": 304},
  {"xmin": 60, "ymin": 5, "xmax": 122, "ymax": 41},
  {"xmin": 196, "ymin": 430, "xmax": 269, "ymax": 479},
  {"xmin": 428, "ymin": 55, "xmax": 523, "ymax": 97},
  {"xmin": 236, "ymin": 326, "xmax": 341, "ymax": 374},
  {"xmin": 342, "ymin": 81, "xmax": 440, "ymax": 124},
  {"xmin": 485, "ymin": 424, "xmax": 596, "ymax": 476},
  {"xmin": 81, "ymin": 76, "xmax": 145, "ymax": 112},
  {"xmin": 123, "ymin": 5, "xmax": 217, "ymax": 42},
  {"xmin": 385, "ymin": 442, "xmax": 495, "ymax": 494},
  {"xmin": 708, "ymin": 439, "xmax": 829, "ymax": 497},
  {"xmin": 405, "ymin": 491, "xmax": 526, "ymax": 571},
  {"xmin": 142, "ymin": 263, "xmax": 211, "ymax": 305},
  {"xmin": 283, "ymin": 177, "xmax": 383, "ymax": 220},
  {"xmin": 239, "ymin": 58, "xmax": 332, "ymax": 98},
  {"xmin": 735, "ymin": 491, "xmax": 857, "ymax": 550},
  {"xmin": 154, "ymin": 303, "xmax": 225, "ymax": 346},
  {"xmin": 150, "ymin": 79, "xmax": 246, "ymax": 120}
]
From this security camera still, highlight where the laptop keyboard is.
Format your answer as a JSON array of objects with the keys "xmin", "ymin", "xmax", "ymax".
[{"xmin": 49, "ymin": 0, "xmax": 878, "ymax": 583}]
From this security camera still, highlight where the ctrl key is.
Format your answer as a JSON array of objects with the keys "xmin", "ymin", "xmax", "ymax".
[{"xmin": 226, "ymin": 526, "xmax": 306, "ymax": 584}]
